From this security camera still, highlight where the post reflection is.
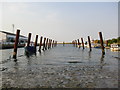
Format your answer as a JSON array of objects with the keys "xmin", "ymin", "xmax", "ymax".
[
  {"xmin": 88, "ymin": 51, "xmax": 92, "ymax": 59},
  {"xmin": 100, "ymin": 54, "xmax": 105, "ymax": 69},
  {"xmin": 13, "ymin": 61, "xmax": 19, "ymax": 72}
]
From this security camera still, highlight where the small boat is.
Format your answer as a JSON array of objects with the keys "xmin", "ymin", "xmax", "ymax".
[
  {"xmin": 110, "ymin": 44, "xmax": 120, "ymax": 51},
  {"xmin": 24, "ymin": 46, "xmax": 36, "ymax": 55},
  {"xmin": 94, "ymin": 44, "xmax": 101, "ymax": 48}
]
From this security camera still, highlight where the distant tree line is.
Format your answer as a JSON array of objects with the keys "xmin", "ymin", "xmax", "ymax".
[
  {"xmin": 93, "ymin": 37, "xmax": 120, "ymax": 46},
  {"xmin": 107, "ymin": 37, "xmax": 120, "ymax": 46}
]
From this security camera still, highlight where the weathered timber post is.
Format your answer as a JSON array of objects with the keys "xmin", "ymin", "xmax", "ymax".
[
  {"xmin": 81, "ymin": 38, "xmax": 85, "ymax": 49},
  {"xmin": 34, "ymin": 35, "xmax": 38, "ymax": 52},
  {"xmin": 99, "ymin": 32, "xmax": 105, "ymax": 55},
  {"xmin": 73, "ymin": 40, "xmax": 75, "ymax": 47},
  {"xmin": 76, "ymin": 40, "xmax": 78, "ymax": 47},
  {"xmin": 49, "ymin": 39, "xmax": 51, "ymax": 48},
  {"xmin": 56, "ymin": 41, "xmax": 57, "ymax": 46},
  {"xmin": 54, "ymin": 41, "xmax": 57, "ymax": 47},
  {"xmin": 27, "ymin": 33, "xmax": 31, "ymax": 47},
  {"xmin": 48, "ymin": 39, "xmax": 50, "ymax": 49},
  {"xmin": 55, "ymin": 41, "xmax": 57, "ymax": 47},
  {"xmin": 42, "ymin": 37, "xmax": 46, "ymax": 51},
  {"xmin": 50, "ymin": 39, "xmax": 52, "ymax": 48},
  {"xmin": 63, "ymin": 41, "xmax": 65, "ymax": 46},
  {"xmin": 54, "ymin": 40, "xmax": 55, "ymax": 47},
  {"xmin": 38, "ymin": 36, "xmax": 43, "ymax": 52},
  {"xmin": 88, "ymin": 36, "xmax": 92, "ymax": 51},
  {"xmin": 13, "ymin": 29, "xmax": 20, "ymax": 60},
  {"xmin": 52, "ymin": 40, "xmax": 54, "ymax": 48},
  {"xmin": 75, "ymin": 40, "xmax": 77, "ymax": 47},
  {"xmin": 77, "ymin": 39, "xmax": 80, "ymax": 48},
  {"xmin": 72, "ymin": 41, "xmax": 75, "ymax": 47},
  {"xmin": 45, "ymin": 38, "xmax": 48, "ymax": 50}
]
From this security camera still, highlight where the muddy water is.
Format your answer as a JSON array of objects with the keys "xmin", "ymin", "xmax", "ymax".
[{"xmin": 0, "ymin": 44, "xmax": 119, "ymax": 88}]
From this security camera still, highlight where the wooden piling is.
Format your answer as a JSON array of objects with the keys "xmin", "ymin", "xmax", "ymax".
[
  {"xmin": 72, "ymin": 41, "xmax": 75, "ymax": 47},
  {"xmin": 99, "ymin": 32, "xmax": 105, "ymax": 55},
  {"xmin": 54, "ymin": 41, "xmax": 55, "ymax": 47},
  {"xmin": 42, "ymin": 37, "xmax": 46, "ymax": 51},
  {"xmin": 56, "ymin": 41, "xmax": 57, "ymax": 46},
  {"xmin": 13, "ymin": 29, "xmax": 20, "ymax": 59},
  {"xmin": 81, "ymin": 38, "xmax": 84, "ymax": 49},
  {"xmin": 50, "ymin": 39, "xmax": 52, "ymax": 48},
  {"xmin": 77, "ymin": 39, "xmax": 80, "ymax": 48},
  {"xmin": 34, "ymin": 35, "xmax": 38, "ymax": 52},
  {"xmin": 48, "ymin": 39, "xmax": 50, "ymax": 49},
  {"xmin": 38, "ymin": 36, "xmax": 43, "ymax": 52},
  {"xmin": 88, "ymin": 36, "xmax": 92, "ymax": 51},
  {"xmin": 52, "ymin": 40, "xmax": 54, "ymax": 47},
  {"xmin": 27, "ymin": 33, "xmax": 31, "ymax": 47},
  {"xmin": 54, "ymin": 41, "xmax": 57, "ymax": 47},
  {"xmin": 45, "ymin": 38, "xmax": 48, "ymax": 50},
  {"xmin": 75, "ymin": 40, "xmax": 77, "ymax": 47},
  {"xmin": 63, "ymin": 41, "xmax": 65, "ymax": 46}
]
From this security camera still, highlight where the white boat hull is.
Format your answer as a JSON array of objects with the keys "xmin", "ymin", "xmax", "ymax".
[{"xmin": 110, "ymin": 47, "xmax": 120, "ymax": 51}]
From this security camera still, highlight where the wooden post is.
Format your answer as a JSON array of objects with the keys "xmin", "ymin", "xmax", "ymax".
[
  {"xmin": 81, "ymin": 38, "xmax": 84, "ymax": 49},
  {"xmin": 27, "ymin": 33, "xmax": 31, "ymax": 47},
  {"xmin": 50, "ymin": 39, "xmax": 52, "ymax": 48},
  {"xmin": 49, "ymin": 39, "xmax": 51, "ymax": 48},
  {"xmin": 99, "ymin": 32, "xmax": 105, "ymax": 55},
  {"xmin": 52, "ymin": 40, "xmax": 54, "ymax": 47},
  {"xmin": 42, "ymin": 37, "xmax": 46, "ymax": 51},
  {"xmin": 55, "ymin": 41, "xmax": 57, "ymax": 47},
  {"xmin": 45, "ymin": 38, "xmax": 48, "ymax": 50},
  {"xmin": 38, "ymin": 36, "xmax": 43, "ymax": 52},
  {"xmin": 77, "ymin": 39, "xmax": 80, "ymax": 48},
  {"xmin": 48, "ymin": 39, "xmax": 50, "ymax": 49},
  {"xmin": 88, "ymin": 36, "xmax": 92, "ymax": 51},
  {"xmin": 34, "ymin": 35, "xmax": 38, "ymax": 52},
  {"xmin": 56, "ymin": 41, "xmax": 57, "ymax": 46},
  {"xmin": 54, "ymin": 41, "xmax": 56, "ymax": 47},
  {"xmin": 72, "ymin": 40, "xmax": 75, "ymax": 47},
  {"xmin": 63, "ymin": 41, "xmax": 65, "ymax": 46},
  {"xmin": 13, "ymin": 29, "xmax": 20, "ymax": 59},
  {"xmin": 75, "ymin": 40, "xmax": 77, "ymax": 47}
]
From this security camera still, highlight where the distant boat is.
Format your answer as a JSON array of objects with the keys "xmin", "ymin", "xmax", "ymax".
[
  {"xmin": 93, "ymin": 44, "xmax": 101, "ymax": 48},
  {"xmin": 110, "ymin": 44, "xmax": 120, "ymax": 51}
]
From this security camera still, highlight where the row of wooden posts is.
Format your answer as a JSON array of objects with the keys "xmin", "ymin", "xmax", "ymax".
[
  {"xmin": 72, "ymin": 32, "xmax": 105, "ymax": 55},
  {"xmin": 13, "ymin": 29, "xmax": 57, "ymax": 60}
]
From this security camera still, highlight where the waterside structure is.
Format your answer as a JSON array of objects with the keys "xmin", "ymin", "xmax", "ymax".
[{"xmin": 0, "ymin": 30, "xmax": 27, "ymax": 49}]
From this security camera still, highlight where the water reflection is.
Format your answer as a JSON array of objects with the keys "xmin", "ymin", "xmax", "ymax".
[
  {"xmin": 13, "ymin": 61, "xmax": 19, "ymax": 71},
  {"xmin": 88, "ymin": 51, "xmax": 92, "ymax": 59},
  {"xmin": 100, "ymin": 54, "xmax": 105, "ymax": 69}
]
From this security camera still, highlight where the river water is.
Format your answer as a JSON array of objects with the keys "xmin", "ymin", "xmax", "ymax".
[{"xmin": 0, "ymin": 44, "xmax": 119, "ymax": 88}]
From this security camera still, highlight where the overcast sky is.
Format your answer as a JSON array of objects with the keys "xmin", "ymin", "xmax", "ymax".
[{"xmin": 1, "ymin": 1, "xmax": 118, "ymax": 42}]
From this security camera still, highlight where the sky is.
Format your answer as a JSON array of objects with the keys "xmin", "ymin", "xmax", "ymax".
[{"xmin": 1, "ymin": 1, "xmax": 118, "ymax": 42}]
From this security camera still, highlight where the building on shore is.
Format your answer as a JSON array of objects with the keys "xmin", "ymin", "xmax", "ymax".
[{"xmin": 0, "ymin": 30, "xmax": 27, "ymax": 49}]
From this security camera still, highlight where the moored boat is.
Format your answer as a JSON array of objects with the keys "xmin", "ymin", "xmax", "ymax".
[
  {"xmin": 24, "ymin": 46, "xmax": 36, "ymax": 55},
  {"xmin": 110, "ymin": 44, "xmax": 120, "ymax": 51}
]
